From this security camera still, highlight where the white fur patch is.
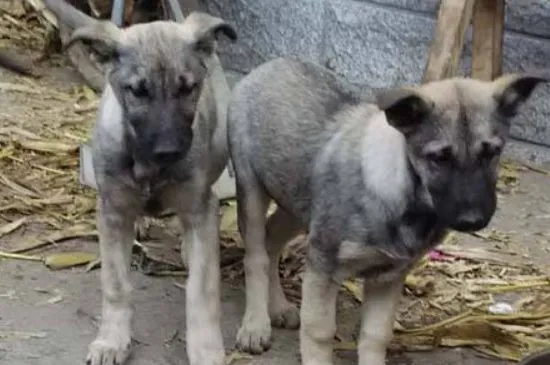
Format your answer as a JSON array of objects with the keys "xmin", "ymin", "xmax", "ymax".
[
  {"xmin": 361, "ymin": 112, "xmax": 412, "ymax": 208},
  {"xmin": 97, "ymin": 85, "xmax": 125, "ymax": 143}
]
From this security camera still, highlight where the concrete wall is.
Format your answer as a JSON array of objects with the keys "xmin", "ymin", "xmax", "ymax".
[{"xmin": 201, "ymin": 0, "xmax": 550, "ymax": 152}]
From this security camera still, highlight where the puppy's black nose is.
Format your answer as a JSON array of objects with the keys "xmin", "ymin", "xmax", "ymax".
[
  {"xmin": 153, "ymin": 147, "xmax": 184, "ymax": 165},
  {"xmin": 452, "ymin": 213, "xmax": 488, "ymax": 232}
]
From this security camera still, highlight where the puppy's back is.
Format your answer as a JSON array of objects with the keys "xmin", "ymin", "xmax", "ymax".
[
  {"xmin": 228, "ymin": 58, "xmax": 367, "ymax": 152},
  {"xmin": 227, "ymin": 58, "xmax": 368, "ymax": 218},
  {"xmin": 230, "ymin": 58, "xmax": 363, "ymax": 120}
]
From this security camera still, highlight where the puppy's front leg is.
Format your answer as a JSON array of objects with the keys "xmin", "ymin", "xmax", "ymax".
[
  {"xmin": 358, "ymin": 275, "xmax": 405, "ymax": 365},
  {"xmin": 300, "ymin": 259, "xmax": 340, "ymax": 365},
  {"xmin": 87, "ymin": 193, "xmax": 138, "ymax": 365},
  {"xmin": 178, "ymin": 192, "xmax": 224, "ymax": 365}
]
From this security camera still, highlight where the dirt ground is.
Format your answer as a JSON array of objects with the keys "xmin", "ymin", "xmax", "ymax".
[{"xmin": 2, "ymin": 5, "xmax": 550, "ymax": 364}]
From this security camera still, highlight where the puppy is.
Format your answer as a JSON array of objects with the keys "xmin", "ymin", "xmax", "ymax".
[
  {"xmin": 227, "ymin": 57, "xmax": 547, "ymax": 365},
  {"xmin": 44, "ymin": 1, "xmax": 237, "ymax": 364}
]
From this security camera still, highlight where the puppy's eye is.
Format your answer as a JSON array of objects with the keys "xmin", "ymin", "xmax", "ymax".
[
  {"xmin": 426, "ymin": 146, "xmax": 453, "ymax": 166},
  {"xmin": 175, "ymin": 74, "xmax": 199, "ymax": 97},
  {"xmin": 177, "ymin": 81, "xmax": 197, "ymax": 97},
  {"xmin": 124, "ymin": 81, "xmax": 149, "ymax": 99}
]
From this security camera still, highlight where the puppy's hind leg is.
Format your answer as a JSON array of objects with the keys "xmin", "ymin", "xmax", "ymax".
[
  {"xmin": 265, "ymin": 207, "xmax": 302, "ymax": 329},
  {"xmin": 87, "ymin": 191, "xmax": 138, "ymax": 365},
  {"xmin": 235, "ymin": 176, "xmax": 272, "ymax": 354}
]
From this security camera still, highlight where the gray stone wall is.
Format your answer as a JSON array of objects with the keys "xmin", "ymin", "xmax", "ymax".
[{"xmin": 201, "ymin": 0, "xmax": 550, "ymax": 149}]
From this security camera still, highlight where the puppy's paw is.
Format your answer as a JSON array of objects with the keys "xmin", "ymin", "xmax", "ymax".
[
  {"xmin": 188, "ymin": 347, "xmax": 225, "ymax": 365},
  {"xmin": 187, "ymin": 330, "xmax": 225, "ymax": 365},
  {"xmin": 358, "ymin": 351, "xmax": 386, "ymax": 365},
  {"xmin": 86, "ymin": 334, "xmax": 131, "ymax": 365},
  {"xmin": 236, "ymin": 318, "xmax": 272, "ymax": 354},
  {"xmin": 270, "ymin": 304, "xmax": 300, "ymax": 329}
]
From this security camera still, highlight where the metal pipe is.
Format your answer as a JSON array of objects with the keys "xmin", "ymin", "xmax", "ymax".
[
  {"xmin": 110, "ymin": 0, "xmax": 126, "ymax": 26},
  {"xmin": 165, "ymin": 0, "xmax": 185, "ymax": 22}
]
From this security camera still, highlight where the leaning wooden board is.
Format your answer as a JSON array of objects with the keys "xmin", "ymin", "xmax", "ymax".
[
  {"xmin": 472, "ymin": 0, "xmax": 504, "ymax": 81},
  {"xmin": 423, "ymin": 0, "xmax": 476, "ymax": 83},
  {"xmin": 423, "ymin": 0, "xmax": 505, "ymax": 83}
]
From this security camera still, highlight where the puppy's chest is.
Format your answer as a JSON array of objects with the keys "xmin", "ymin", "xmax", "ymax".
[
  {"xmin": 332, "ymin": 208, "xmax": 441, "ymax": 281},
  {"xmin": 138, "ymin": 180, "xmax": 169, "ymax": 216},
  {"xmin": 128, "ymin": 161, "xmax": 191, "ymax": 216}
]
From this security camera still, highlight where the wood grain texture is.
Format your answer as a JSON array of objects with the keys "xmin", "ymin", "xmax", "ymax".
[
  {"xmin": 422, "ymin": 0, "xmax": 476, "ymax": 83},
  {"xmin": 472, "ymin": 0, "xmax": 505, "ymax": 81}
]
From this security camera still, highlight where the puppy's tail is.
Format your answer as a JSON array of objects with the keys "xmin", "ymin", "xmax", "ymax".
[{"xmin": 43, "ymin": 0, "xmax": 97, "ymax": 30}]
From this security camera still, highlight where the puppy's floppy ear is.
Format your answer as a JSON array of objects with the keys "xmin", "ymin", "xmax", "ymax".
[
  {"xmin": 376, "ymin": 87, "xmax": 435, "ymax": 136},
  {"xmin": 492, "ymin": 72, "xmax": 550, "ymax": 117},
  {"xmin": 181, "ymin": 11, "xmax": 237, "ymax": 55},
  {"xmin": 65, "ymin": 20, "xmax": 123, "ymax": 64}
]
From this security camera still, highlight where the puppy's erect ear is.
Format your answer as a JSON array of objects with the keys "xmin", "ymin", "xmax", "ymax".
[
  {"xmin": 376, "ymin": 88, "xmax": 435, "ymax": 136},
  {"xmin": 65, "ymin": 21, "xmax": 123, "ymax": 64},
  {"xmin": 492, "ymin": 72, "xmax": 549, "ymax": 117},
  {"xmin": 181, "ymin": 11, "xmax": 237, "ymax": 56}
]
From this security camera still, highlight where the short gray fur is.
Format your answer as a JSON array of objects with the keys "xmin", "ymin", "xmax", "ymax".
[{"xmin": 226, "ymin": 57, "xmax": 548, "ymax": 365}]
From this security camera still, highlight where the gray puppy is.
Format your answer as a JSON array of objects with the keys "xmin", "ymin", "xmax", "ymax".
[
  {"xmin": 44, "ymin": 1, "xmax": 236, "ymax": 365},
  {"xmin": 227, "ymin": 57, "xmax": 548, "ymax": 365}
]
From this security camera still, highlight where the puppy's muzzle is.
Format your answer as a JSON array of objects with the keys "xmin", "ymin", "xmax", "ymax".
[
  {"xmin": 451, "ymin": 212, "xmax": 490, "ymax": 232},
  {"xmin": 153, "ymin": 145, "xmax": 185, "ymax": 165}
]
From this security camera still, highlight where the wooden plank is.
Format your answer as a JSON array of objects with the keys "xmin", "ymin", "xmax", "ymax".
[
  {"xmin": 472, "ymin": 0, "xmax": 505, "ymax": 81},
  {"xmin": 422, "ymin": 0, "xmax": 476, "ymax": 83}
]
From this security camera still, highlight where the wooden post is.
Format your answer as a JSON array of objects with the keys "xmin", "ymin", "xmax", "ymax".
[
  {"xmin": 179, "ymin": 0, "xmax": 201, "ymax": 15},
  {"xmin": 422, "ymin": 0, "xmax": 476, "ymax": 83},
  {"xmin": 472, "ymin": 0, "xmax": 505, "ymax": 81}
]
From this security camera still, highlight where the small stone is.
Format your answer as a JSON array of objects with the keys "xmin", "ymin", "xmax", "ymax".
[{"xmin": 488, "ymin": 302, "xmax": 514, "ymax": 315}]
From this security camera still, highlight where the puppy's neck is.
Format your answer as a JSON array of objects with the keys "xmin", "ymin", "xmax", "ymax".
[
  {"xmin": 132, "ymin": 160, "xmax": 160, "ymax": 184},
  {"xmin": 360, "ymin": 111, "xmax": 414, "ymax": 210},
  {"xmin": 360, "ymin": 111, "xmax": 443, "ymax": 258}
]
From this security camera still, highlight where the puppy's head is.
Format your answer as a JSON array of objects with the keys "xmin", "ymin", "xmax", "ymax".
[
  {"xmin": 66, "ymin": 12, "xmax": 236, "ymax": 170},
  {"xmin": 376, "ymin": 73, "xmax": 548, "ymax": 232}
]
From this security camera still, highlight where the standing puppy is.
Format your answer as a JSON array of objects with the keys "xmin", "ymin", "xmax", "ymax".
[
  {"xmin": 44, "ymin": 1, "xmax": 236, "ymax": 365},
  {"xmin": 227, "ymin": 58, "xmax": 548, "ymax": 365}
]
